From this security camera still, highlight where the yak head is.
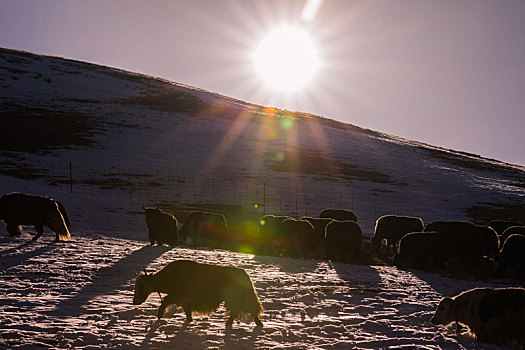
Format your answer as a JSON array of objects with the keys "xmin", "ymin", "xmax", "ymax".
[
  {"xmin": 133, "ymin": 271, "xmax": 154, "ymax": 305},
  {"xmin": 47, "ymin": 203, "xmax": 71, "ymax": 241},
  {"xmin": 431, "ymin": 297, "xmax": 455, "ymax": 326}
]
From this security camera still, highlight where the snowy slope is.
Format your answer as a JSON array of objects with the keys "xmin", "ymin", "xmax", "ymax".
[
  {"xmin": 1, "ymin": 47, "xmax": 525, "ymax": 239},
  {"xmin": 1, "ymin": 47, "xmax": 525, "ymax": 349}
]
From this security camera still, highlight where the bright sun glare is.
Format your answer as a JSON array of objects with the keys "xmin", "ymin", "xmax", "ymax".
[{"xmin": 254, "ymin": 26, "xmax": 320, "ymax": 92}]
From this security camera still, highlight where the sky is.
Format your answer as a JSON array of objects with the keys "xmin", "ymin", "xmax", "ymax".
[{"xmin": 1, "ymin": 0, "xmax": 525, "ymax": 166}]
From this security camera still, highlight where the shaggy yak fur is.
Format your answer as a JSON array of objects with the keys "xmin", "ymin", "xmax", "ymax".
[
  {"xmin": 495, "ymin": 234, "xmax": 525, "ymax": 280},
  {"xmin": 431, "ymin": 287, "xmax": 525, "ymax": 347},
  {"xmin": 144, "ymin": 207, "xmax": 178, "ymax": 246},
  {"xmin": 319, "ymin": 208, "xmax": 357, "ymax": 222},
  {"xmin": 179, "ymin": 211, "xmax": 227, "ymax": 247},
  {"xmin": 133, "ymin": 260, "xmax": 263, "ymax": 326},
  {"xmin": 324, "ymin": 220, "xmax": 362, "ymax": 262},
  {"xmin": 499, "ymin": 226, "xmax": 525, "ymax": 247},
  {"xmin": 371, "ymin": 215, "xmax": 424, "ymax": 253},
  {"xmin": 487, "ymin": 220, "xmax": 523, "ymax": 236},
  {"xmin": 393, "ymin": 231, "xmax": 439, "ymax": 269},
  {"xmin": 0, "ymin": 192, "xmax": 70, "ymax": 242}
]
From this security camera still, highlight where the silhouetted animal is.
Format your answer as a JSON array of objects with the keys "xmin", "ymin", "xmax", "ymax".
[
  {"xmin": 133, "ymin": 260, "xmax": 263, "ymax": 326},
  {"xmin": 319, "ymin": 208, "xmax": 357, "ymax": 222},
  {"xmin": 431, "ymin": 288, "xmax": 525, "ymax": 347},
  {"xmin": 499, "ymin": 226, "xmax": 525, "ymax": 247},
  {"xmin": 300, "ymin": 216, "xmax": 333, "ymax": 257},
  {"xmin": 144, "ymin": 206, "xmax": 178, "ymax": 246},
  {"xmin": 371, "ymin": 215, "xmax": 424, "ymax": 253},
  {"xmin": 179, "ymin": 211, "xmax": 227, "ymax": 247},
  {"xmin": 0, "ymin": 192, "xmax": 70, "ymax": 242},
  {"xmin": 325, "ymin": 220, "xmax": 362, "ymax": 262},
  {"xmin": 256, "ymin": 214, "xmax": 291, "ymax": 255},
  {"xmin": 393, "ymin": 231, "xmax": 439, "ymax": 269},
  {"xmin": 495, "ymin": 234, "xmax": 525, "ymax": 280},
  {"xmin": 474, "ymin": 225, "xmax": 500, "ymax": 258},
  {"xmin": 279, "ymin": 218, "xmax": 316, "ymax": 258},
  {"xmin": 424, "ymin": 220, "xmax": 478, "ymax": 262},
  {"xmin": 487, "ymin": 220, "xmax": 523, "ymax": 236}
]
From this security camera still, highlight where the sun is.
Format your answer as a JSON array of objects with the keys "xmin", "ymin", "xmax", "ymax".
[{"xmin": 253, "ymin": 26, "xmax": 320, "ymax": 93}]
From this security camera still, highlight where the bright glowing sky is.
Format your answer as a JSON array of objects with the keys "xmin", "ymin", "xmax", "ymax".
[{"xmin": 1, "ymin": 0, "xmax": 525, "ymax": 166}]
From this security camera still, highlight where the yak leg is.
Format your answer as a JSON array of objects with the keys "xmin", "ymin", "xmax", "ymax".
[
  {"xmin": 226, "ymin": 312, "xmax": 238, "ymax": 326},
  {"xmin": 6, "ymin": 223, "xmax": 22, "ymax": 237},
  {"xmin": 157, "ymin": 296, "xmax": 173, "ymax": 319},
  {"xmin": 32, "ymin": 224, "xmax": 45, "ymax": 241},
  {"xmin": 252, "ymin": 313, "xmax": 263, "ymax": 327},
  {"xmin": 183, "ymin": 307, "xmax": 193, "ymax": 322},
  {"xmin": 157, "ymin": 298, "xmax": 169, "ymax": 319}
]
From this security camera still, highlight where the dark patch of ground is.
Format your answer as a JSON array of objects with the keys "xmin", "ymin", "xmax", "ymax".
[
  {"xmin": 0, "ymin": 102, "xmax": 101, "ymax": 153},
  {"xmin": 466, "ymin": 202, "xmax": 525, "ymax": 225},
  {"xmin": 120, "ymin": 86, "xmax": 208, "ymax": 114},
  {"xmin": 423, "ymin": 146, "xmax": 525, "ymax": 177},
  {"xmin": 266, "ymin": 150, "xmax": 404, "ymax": 185}
]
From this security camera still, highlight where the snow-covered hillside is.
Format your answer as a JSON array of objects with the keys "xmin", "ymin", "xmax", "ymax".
[
  {"xmin": 1, "ymin": 48, "xmax": 525, "ymax": 349},
  {"xmin": 1, "ymin": 47, "xmax": 524, "ymax": 238}
]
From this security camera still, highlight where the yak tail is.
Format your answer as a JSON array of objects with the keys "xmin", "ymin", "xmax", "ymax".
[
  {"xmin": 55, "ymin": 201, "xmax": 71, "ymax": 229},
  {"xmin": 48, "ymin": 202, "xmax": 71, "ymax": 241}
]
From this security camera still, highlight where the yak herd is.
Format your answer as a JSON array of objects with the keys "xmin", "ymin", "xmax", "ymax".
[{"xmin": 1, "ymin": 192, "xmax": 525, "ymax": 346}]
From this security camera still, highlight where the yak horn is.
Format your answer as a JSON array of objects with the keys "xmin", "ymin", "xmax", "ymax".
[
  {"xmin": 142, "ymin": 203, "xmax": 146, "ymax": 210},
  {"xmin": 143, "ymin": 268, "xmax": 148, "ymax": 276}
]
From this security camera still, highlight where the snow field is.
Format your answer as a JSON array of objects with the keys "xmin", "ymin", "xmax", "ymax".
[{"xmin": 0, "ymin": 231, "xmax": 515, "ymax": 349}]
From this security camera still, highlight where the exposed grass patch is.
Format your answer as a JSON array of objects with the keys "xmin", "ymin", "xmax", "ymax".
[
  {"xmin": 0, "ymin": 102, "xmax": 101, "ymax": 153},
  {"xmin": 266, "ymin": 150, "xmax": 403, "ymax": 185}
]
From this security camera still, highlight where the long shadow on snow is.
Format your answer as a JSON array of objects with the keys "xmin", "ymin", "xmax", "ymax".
[
  {"xmin": 407, "ymin": 268, "xmax": 523, "ymax": 299},
  {"xmin": 252, "ymin": 254, "xmax": 381, "ymax": 323},
  {"xmin": 50, "ymin": 244, "xmax": 170, "ymax": 317},
  {"xmin": 0, "ymin": 240, "xmax": 57, "ymax": 271}
]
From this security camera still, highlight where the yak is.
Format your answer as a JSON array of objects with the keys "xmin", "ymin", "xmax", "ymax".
[
  {"xmin": 371, "ymin": 215, "xmax": 424, "ymax": 253},
  {"xmin": 319, "ymin": 208, "xmax": 357, "ymax": 222},
  {"xmin": 300, "ymin": 216, "xmax": 333, "ymax": 258},
  {"xmin": 179, "ymin": 211, "xmax": 228, "ymax": 248},
  {"xmin": 256, "ymin": 214, "xmax": 291, "ymax": 256},
  {"xmin": 133, "ymin": 260, "xmax": 263, "ymax": 326},
  {"xmin": 499, "ymin": 226, "xmax": 525, "ymax": 247},
  {"xmin": 393, "ymin": 231, "xmax": 439, "ymax": 270},
  {"xmin": 495, "ymin": 234, "xmax": 525, "ymax": 280},
  {"xmin": 144, "ymin": 206, "xmax": 178, "ymax": 246},
  {"xmin": 431, "ymin": 287, "xmax": 525, "ymax": 347},
  {"xmin": 325, "ymin": 220, "xmax": 362, "ymax": 262},
  {"xmin": 424, "ymin": 220, "xmax": 479, "ymax": 262},
  {"xmin": 0, "ymin": 192, "xmax": 70, "ymax": 242},
  {"xmin": 487, "ymin": 220, "xmax": 523, "ymax": 236},
  {"xmin": 279, "ymin": 218, "xmax": 316, "ymax": 258},
  {"xmin": 474, "ymin": 225, "xmax": 500, "ymax": 259}
]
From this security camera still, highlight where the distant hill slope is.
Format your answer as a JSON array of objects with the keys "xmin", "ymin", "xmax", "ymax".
[{"xmin": 1, "ymin": 47, "xmax": 524, "ymax": 238}]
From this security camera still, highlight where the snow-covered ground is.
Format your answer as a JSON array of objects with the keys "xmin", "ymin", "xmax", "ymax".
[{"xmin": 0, "ymin": 231, "xmax": 519, "ymax": 349}]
